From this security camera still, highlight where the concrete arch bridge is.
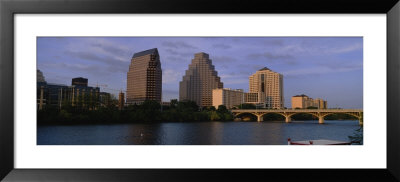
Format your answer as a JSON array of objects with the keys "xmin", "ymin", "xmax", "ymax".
[{"xmin": 231, "ymin": 109, "xmax": 363, "ymax": 125}]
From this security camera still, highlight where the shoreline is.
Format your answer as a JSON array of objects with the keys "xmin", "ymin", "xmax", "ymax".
[{"xmin": 37, "ymin": 119, "xmax": 359, "ymax": 126}]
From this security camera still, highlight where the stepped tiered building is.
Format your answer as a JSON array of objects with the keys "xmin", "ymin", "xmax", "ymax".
[
  {"xmin": 126, "ymin": 48, "xmax": 162, "ymax": 105},
  {"xmin": 179, "ymin": 52, "xmax": 223, "ymax": 107}
]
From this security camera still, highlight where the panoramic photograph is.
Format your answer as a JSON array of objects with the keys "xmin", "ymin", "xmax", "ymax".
[{"xmin": 36, "ymin": 37, "xmax": 363, "ymax": 145}]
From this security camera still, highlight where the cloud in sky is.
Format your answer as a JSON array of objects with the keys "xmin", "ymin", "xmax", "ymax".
[
  {"xmin": 212, "ymin": 43, "xmax": 231, "ymax": 49},
  {"xmin": 162, "ymin": 41, "xmax": 197, "ymax": 49},
  {"xmin": 326, "ymin": 42, "xmax": 362, "ymax": 54},
  {"xmin": 164, "ymin": 49, "xmax": 194, "ymax": 58},
  {"xmin": 262, "ymin": 39, "xmax": 285, "ymax": 46},
  {"xmin": 247, "ymin": 52, "xmax": 295, "ymax": 63},
  {"xmin": 163, "ymin": 69, "xmax": 182, "ymax": 84},
  {"xmin": 279, "ymin": 39, "xmax": 362, "ymax": 56},
  {"xmin": 37, "ymin": 37, "xmax": 363, "ymax": 108},
  {"xmin": 212, "ymin": 56, "xmax": 237, "ymax": 63},
  {"xmin": 282, "ymin": 64, "xmax": 362, "ymax": 77},
  {"xmin": 64, "ymin": 50, "xmax": 128, "ymax": 73}
]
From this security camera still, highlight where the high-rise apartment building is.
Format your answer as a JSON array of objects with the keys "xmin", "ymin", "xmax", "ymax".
[
  {"xmin": 249, "ymin": 67, "xmax": 284, "ymax": 109},
  {"xmin": 179, "ymin": 52, "xmax": 223, "ymax": 107},
  {"xmin": 212, "ymin": 88, "xmax": 244, "ymax": 109},
  {"xmin": 126, "ymin": 48, "xmax": 162, "ymax": 105}
]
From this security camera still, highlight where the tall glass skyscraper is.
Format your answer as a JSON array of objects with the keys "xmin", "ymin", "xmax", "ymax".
[
  {"xmin": 126, "ymin": 48, "xmax": 162, "ymax": 105},
  {"xmin": 179, "ymin": 52, "xmax": 223, "ymax": 107}
]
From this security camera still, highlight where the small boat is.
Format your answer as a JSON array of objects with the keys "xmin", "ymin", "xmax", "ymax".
[{"xmin": 288, "ymin": 138, "xmax": 351, "ymax": 145}]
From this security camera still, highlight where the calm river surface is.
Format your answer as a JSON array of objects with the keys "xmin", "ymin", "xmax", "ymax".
[{"xmin": 37, "ymin": 120, "xmax": 361, "ymax": 145}]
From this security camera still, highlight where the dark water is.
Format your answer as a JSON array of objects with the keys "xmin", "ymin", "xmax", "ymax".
[{"xmin": 37, "ymin": 120, "xmax": 361, "ymax": 145}]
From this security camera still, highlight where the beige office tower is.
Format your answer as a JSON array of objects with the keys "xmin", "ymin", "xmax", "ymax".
[
  {"xmin": 292, "ymin": 94, "xmax": 310, "ymax": 109},
  {"xmin": 249, "ymin": 67, "xmax": 284, "ymax": 109},
  {"xmin": 314, "ymin": 98, "xmax": 327, "ymax": 109},
  {"xmin": 212, "ymin": 88, "xmax": 244, "ymax": 109},
  {"xmin": 291, "ymin": 94, "xmax": 327, "ymax": 109},
  {"xmin": 126, "ymin": 48, "xmax": 162, "ymax": 105},
  {"xmin": 179, "ymin": 52, "xmax": 223, "ymax": 107}
]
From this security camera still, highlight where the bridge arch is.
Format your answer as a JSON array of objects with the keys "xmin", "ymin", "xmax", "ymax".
[
  {"xmin": 259, "ymin": 112, "xmax": 286, "ymax": 121},
  {"xmin": 319, "ymin": 112, "xmax": 362, "ymax": 125},
  {"xmin": 289, "ymin": 112, "xmax": 319, "ymax": 118},
  {"xmin": 320, "ymin": 112, "xmax": 361, "ymax": 120},
  {"xmin": 234, "ymin": 112, "xmax": 257, "ymax": 121},
  {"xmin": 260, "ymin": 112, "xmax": 286, "ymax": 118}
]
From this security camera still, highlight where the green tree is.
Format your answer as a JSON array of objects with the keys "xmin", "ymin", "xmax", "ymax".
[
  {"xmin": 217, "ymin": 105, "xmax": 228, "ymax": 113},
  {"xmin": 58, "ymin": 109, "xmax": 71, "ymax": 122},
  {"xmin": 177, "ymin": 100, "xmax": 199, "ymax": 112},
  {"xmin": 170, "ymin": 99, "xmax": 178, "ymax": 109},
  {"xmin": 238, "ymin": 103, "xmax": 256, "ymax": 109},
  {"xmin": 223, "ymin": 113, "xmax": 233, "ymax": 121},
  {"xmin": 203, "ymin": 106, "xmax": 216, "ymax": 111},
  {"xmin": 210, "ymin": 111, "xmax": 221, "ymax": 121},
  {"xmin": 348, "ymin": 127, "xmax": 363, "ymax": 144}
]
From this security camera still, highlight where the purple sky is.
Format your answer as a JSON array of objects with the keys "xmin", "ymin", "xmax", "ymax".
[{"xmin": 37, "ymin": 37, "xmax": 363, "ymax": 109}]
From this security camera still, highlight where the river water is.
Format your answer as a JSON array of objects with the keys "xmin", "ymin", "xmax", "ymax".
[{"xmin": 37, "ymin": 120, "xmax": 361, "ymax": 145}]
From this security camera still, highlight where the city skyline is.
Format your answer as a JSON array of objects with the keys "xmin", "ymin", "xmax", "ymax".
[{"xmin": 37, "ymin": 37, "xmax": 363, "ymax": 108}]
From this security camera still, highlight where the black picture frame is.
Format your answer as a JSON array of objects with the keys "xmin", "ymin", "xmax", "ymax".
[{"xmin": 1, "ymin": 0, "xmax": 399, "ymax": 181}]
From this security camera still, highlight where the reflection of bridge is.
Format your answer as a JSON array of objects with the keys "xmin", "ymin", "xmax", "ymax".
[{"xmin": 231, "ymin": 109, "xmax": 363, "ymax": 125}]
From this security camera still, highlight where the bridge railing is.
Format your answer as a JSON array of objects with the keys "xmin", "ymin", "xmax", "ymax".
[{"xmin": 230, "ymin": 109, "xmax": 363, "ymax": 112}]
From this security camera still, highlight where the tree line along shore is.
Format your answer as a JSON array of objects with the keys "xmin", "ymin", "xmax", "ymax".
[{"xmin": 37, "ymin": 100, "xmax": 358, "ymax": 125}]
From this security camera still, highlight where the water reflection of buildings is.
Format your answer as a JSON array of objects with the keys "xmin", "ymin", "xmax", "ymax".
[
  {"xmin": 37, "ymin": 70, "xmax": 111, "ymax": 110},
  {"xmin": 249, "ymin": 122, "xmax": 284, "ymax": 144},
  {"xmin": 124, "ymin": 123, "xmax": 162, "ymax": 145},
  {"xmin": 172, "ymin": 122, "xmax": 225, "ymax": 144},
  {"xmin": 206, "ymin": 122, "xmax": 224, "ymax": 144}
]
